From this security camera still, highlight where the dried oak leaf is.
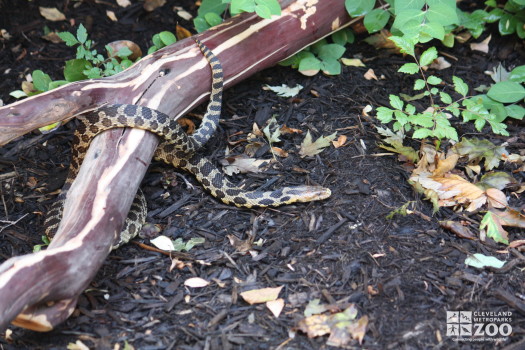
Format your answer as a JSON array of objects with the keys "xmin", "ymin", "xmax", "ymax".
[{"xmin": 299, "ymin": 131, "xmax": 337, "ymax": 157}]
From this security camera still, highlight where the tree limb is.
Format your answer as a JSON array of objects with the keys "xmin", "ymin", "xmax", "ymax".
[{"xmin": 0, "ymin": 0, "xmax": 356, "ymax": 332}]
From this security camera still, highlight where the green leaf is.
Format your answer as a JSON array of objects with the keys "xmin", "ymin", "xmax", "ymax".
[
  {"xmin": 389, "ymin": 94, "xmax": 404, "ymax": 110},
  {"xmin": 58, "ymin": 31, "xmax": 79, "ymax": 46},
  {"xmin": 231, "ymin": 0, "xmax": 255, "ymax": 14},
  {"xmin": 320, "ymin": 59, "xmax": 341, "ymax": 75},
  {"xmin": 392, "ymin": 9, "xmax": 425, "ymax": 30},
  {"xmin": 298, "ymin": 56, "xmax": 321, "ymax": 76},
  {"xmin": 398, "ymin": 63, "xmax": 419, "ymax": 74},
  {"xmin": 64, "ymin": 59, "xmax": 90, "ymax": 82},
  {"xmin": 452, "ymin": 76, "xmax": 468, "ymax": 96},
  {"xmin": 388, "ymin": 36, "xmax": 415, "ymax": 56},
  {"xmin": 414, "ymin": 79, "xmax": 425, "ymax": 90},
  {"xmin": 194, "ymin": 17, "xmax": 211, "ymax": 33},
  {"xmin": 394, "ymin": 0, "xmax": 425, "ymax": 12},
  {"xmin": 345, "ymin": 0, "xmax": 375, "ymax": 17},
  {"xmin": 76, "ymin": 24, "xmax": 88, "ymax": 44},
  {"xmin": 204, "ymin": 12, "xmax": 222, "ymax": 26},
  {"xmin": 317, "ymin": 44, "xmax": 345, "ymax": 61},
  {"xmin": 498, "ymin": 13, "xmax": 517, "ymax": 35},
  {"xmin": 32, "ymin": 70, "xmax": 52, "ymax": 92},
  {"xmin": 331, "ymin": 29, "xmax": 353, "ymax": 46},
  {"xmin": 152, "ymin": 33, "xmax": 163, "ymax": 48},
  {"xmin": 426, "ymin": 3, "xmax": 458, "ymax": 26},
  {"xmin": 420, "ymin": 21, "xmax": 445, "ymax": 41},
  {"xmin": 509, "ymin": 65, "xmax": 525, "ymax": 83},
  {"xmin": 430, "ymin": 87, "xmax": 439, "ymax": 95},
  {"xmin": 505, "ymin": 104, "xmax": 525, "ymax": 120},
  {"xmin": 255, "ymin": 0, "xmax": 281, "ymax": 15},
  {"xmin": 255, "ymin": 4, "xmax": 271, "ymax": 18},
  {"xmin": 442, "ymin": 33, "xmax": 454, "ymax": 47},
  {"xmin": 440, "ymin": 92, "xmax": 452, "ymax": 104},
  {"xmin": 48, "ymin": 80, "xmax": 68, "ymax": 90},
  {"xmin": 197, "ymin": 0, "xmax": 228, "ymax": 16},
  {"xmin": 487, "ymin": 81, "xmax": 525, "ymax": 103},
  {"xmin": 420, "ymin": 47, "xmax": 438, "ymax": 66},
  {"xmin": 364, "ymin": 8, "xmax": 390, "ymax": 33},
  {"xmin": 480, "ymin": 212, "xmax": 509, "ymax": 244},
  {"xmin": 376, "ymin": 107, "xmax": 394, "ymax": 123},
  {"xmin": 427, "ymin": 75, "xmax": 442, "ymax": 85},
  {"xmin": 159, "ymin": 31, "xmax": 176, "ymax": 46},
  {"xmin": 413, "ymin": 128, "xmax": 433, "ymax": 139}
]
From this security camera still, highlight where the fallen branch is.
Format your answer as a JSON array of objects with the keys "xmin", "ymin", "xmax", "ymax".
[{"xmin": 0, "ymin": 0, "xmax": 356, "ymax": 331}]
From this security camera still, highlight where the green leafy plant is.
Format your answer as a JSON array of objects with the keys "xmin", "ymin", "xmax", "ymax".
[
  {"xmin": 10, "ymin": 24, "xmax": 134, "ymax": 98},
  {"xmin": 278, "ymin": 30, "xmax": 354, "ymax": 76},
  {"xmin": 376, "ymin": 45, "xmax": 514, "ymax": 141},
  {"xmin": 33, "ymin": 235, "xmax": 51, "ymax": 253},
  {"xmin": 194, "ymin": 0, "xmax": 281, "ymax": 33},
  {"xmin": 460, "ymin": 0, "xmax": 525, "ymax": 39},
  {"xmin": 147, "ymin": 31, "xmax": 177, "ymax": 54}
]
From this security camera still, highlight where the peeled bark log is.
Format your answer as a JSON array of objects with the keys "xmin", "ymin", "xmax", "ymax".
[{"xmin": 0, "ymin": 0, "xmax": 356, "ymax": 332}]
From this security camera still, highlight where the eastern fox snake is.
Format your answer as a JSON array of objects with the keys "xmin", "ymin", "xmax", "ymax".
[{"xmin": 45, "ymin": 39, "xmax": 331, "ymax": 247}]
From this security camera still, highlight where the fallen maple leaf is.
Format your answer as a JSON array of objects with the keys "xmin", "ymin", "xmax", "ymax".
[
  {"xmin": 299, "ymin": 131, "xmax": 337, "ymax": 157},
  {"xmin": 240, "ymin": 286, "xmax": 283, "ymax": 304},
  {"xmin": 480, "ymin": 210, "xmax": 509, "ymax": 244}
]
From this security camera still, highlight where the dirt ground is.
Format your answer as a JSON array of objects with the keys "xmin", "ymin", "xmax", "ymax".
[{"xmin": 1, "ymin": 1, "xmax": 524, "ymax": 349}]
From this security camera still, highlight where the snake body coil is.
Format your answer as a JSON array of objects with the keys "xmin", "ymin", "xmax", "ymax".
[{"xmin": 45, "ymin": 39, "xmax": 330, "ymax": 247}]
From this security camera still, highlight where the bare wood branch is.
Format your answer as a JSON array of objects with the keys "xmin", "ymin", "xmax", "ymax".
[{"xmin": 0, "ymin": 0, "xmax": 356, "ymax": 331}]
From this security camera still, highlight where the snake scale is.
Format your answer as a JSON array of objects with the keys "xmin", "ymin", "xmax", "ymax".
[{"xmin": 45, "ymin": 39, "xmax": 331, "ymax": 247}]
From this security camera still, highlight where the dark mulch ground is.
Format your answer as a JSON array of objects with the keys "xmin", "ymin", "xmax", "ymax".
[{"xmin": 1, "ymin": 1, "xmax": 524, "ymax": 349}]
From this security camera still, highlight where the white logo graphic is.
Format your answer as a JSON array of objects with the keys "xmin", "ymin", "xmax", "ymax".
[{"xmin": 446, "ymin": 310, "xmax": 512, "ymax": 341}]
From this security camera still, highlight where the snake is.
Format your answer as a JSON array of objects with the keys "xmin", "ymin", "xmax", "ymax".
[{"xmin": 45, "ymin": 39, "xmax": 331, "ymax": 248}]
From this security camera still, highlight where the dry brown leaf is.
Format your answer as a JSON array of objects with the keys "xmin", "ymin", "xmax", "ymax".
[
  {"xmin": 432, "ymin": 153, "xmax": 459, "ymax": 176},
  {"xmin": 184, "ymin": 277, "xmax": 209, "ymax": 288},
  {"xmin": 341, "ymin": 58, "xmax": 365, "ymax": 67},
  {"xmin": 280, "ymin": 124, "xmax": 303, "ymax": 134},
  {"xmin": 433, "ymin": 174, "xmax": 487, "ymax": 211},
  {"xmin": 266, "ymin": 298, "xmax": 284, "ymax": 318},
  {"xmin": 332, "ymin": 135, "xmax": 347, "ymax": 148},
  {"xmin": 271, "ymin": 146, "xmax": 289, "ymax": 157},
  {"xmin": 486, "ymin": 188, "xmax": 507, "ymax": 208},
  {"xmin": 177, "ymin": 117, "xmax": 196, "ymax": 134},
  {"xmin": 439, "ymin": 220, "xmax": 477, "ymax": 240},
  {"xmin": 470, "ymin": 35, "xmax": 491, "ymax": 53},
  {"xmin": 220, "ymin": 154, "xmax": 271, "ymax": 175},
  {"xmin": 496, "ymin": 209, "xmax": 525, "ymax": 228},
  {"xmin": 241, "ymin": 286, "xmax": 283, "ymax": 305},
  {"xmin": 363, "ymin": 68, "xmax": 378, "ymax": 81},
  {"xmin": 429, "ymin": 57, "xmax": 451, "ymax": 70},
  {"xmin": 67, "ymin": 340, "xmax": 90, "ymax": 350},
  {"xmin": 144, "ymin": 0, "xmax": 166, "ymax": 11},
  {"xmin": 41, "ymin": 32, "xmax": 62, "ymax": 44},
  {"xmin": 227, "ymin": 234, "xmax": 254, "ymax": 253},
  {"xmin": 117, "ymin": 0, "xmax": 131, "ymax": 7},
  {"xmin": 39, "ymin": 7, "xmax": 66, "ymax": 21},
  {"xmin": 363, "ymin": 29, "xmax": 399, "ymax": 52},
  {"xmin": 176, "ymin": 25, "xmax": 192, "ymax": 40},
  {"xmin": 106, "ymin": 10, "xmax": 118, "ymax": 22},
  {"xmin": 509, "ymin": 239, "xmax": 525, "ymax": 248},
  {"xmin": 175, "ymin": 8, "xmax": 193, "ymax": 21}
]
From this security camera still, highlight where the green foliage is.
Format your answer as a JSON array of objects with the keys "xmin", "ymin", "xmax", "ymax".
[
  {"xmin": 279, "ymin": 31, "xmax": 354, "ymax": 76},
  {"xmin": 33, "ymin": 235, "xmax": 51, "ymax": 253},
  {"xmin": 147, "ymin": 31, "xmax": 177, "ymax": 54},
  {"xmin": 193, "ymin": 0, "xmax": 281, "ymax": 33},
  {"xmin": 459, "ymin": 0, "xmax": 525, "ymax": 39},
  {"xmin": 172, "ymin": 237, "xmax": 205, "ymax": 251},
  {"xmin": 10, "ymin": 24, "xmax": 135, "ymax": 99}
]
